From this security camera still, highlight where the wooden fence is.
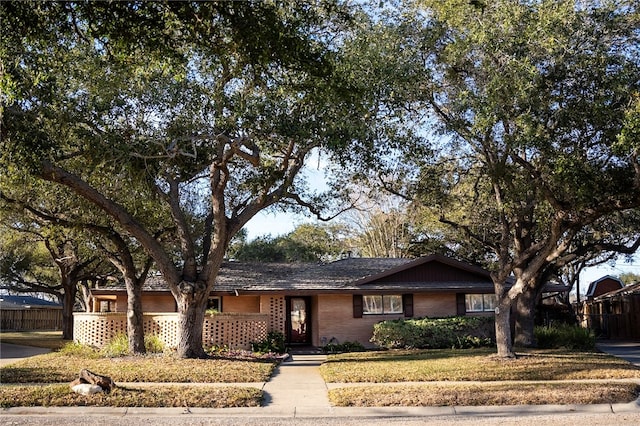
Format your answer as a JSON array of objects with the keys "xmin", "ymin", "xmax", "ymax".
[
  {"xmin": 0, "ymin": 309, "xmax": 63, "ymax": 331},
  {"xmin": 579, "ymin": 293, "xmax": 640, "ymax": 339}
]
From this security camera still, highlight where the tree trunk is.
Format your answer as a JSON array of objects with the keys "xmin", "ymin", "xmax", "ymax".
[
  {"xmin": 124, "ymin": 276, "xmax": 145, "ymax": 354},
  {"xmin": 61, "ymin": 280, "xmax": 76, "ymax": 340},
  {"xmin": 514, "ymin": 289, "xmax": 537, "ymax": 348},
  {"xmin": 494, "ymin": 296, "xmax": 515, "ymax": 358},
  {"xmin": 175, "ymin": 281, "xmax": 209, "ymax": 358}
]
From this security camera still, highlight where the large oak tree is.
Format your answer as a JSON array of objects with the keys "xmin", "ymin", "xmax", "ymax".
[
  {"xmin": 1, "ymin": 2, "xmax": 382, "ymax": 357},
  {"xmin": 398, "ymin": 0, "xmax": 640, "ymax": 357}
]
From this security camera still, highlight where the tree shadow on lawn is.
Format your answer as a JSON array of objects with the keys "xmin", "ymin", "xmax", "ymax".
[
  {"xmin": 323, "ymin": 348, "xmax": 496, "ymax": 364},
  {"xmin": 0, "ymin": 366, "xmax": 72, "ymax": 384}
]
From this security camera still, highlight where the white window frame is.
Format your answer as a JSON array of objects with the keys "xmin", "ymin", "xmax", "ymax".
[{"xmin": 207, "ymin": 296, "xmax": 222, "ymax": 312}]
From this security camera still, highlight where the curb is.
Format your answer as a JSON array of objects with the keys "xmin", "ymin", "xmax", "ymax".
[{"xmin": 2, "ymin": 399, "xmax": 639, "ymax": 418}]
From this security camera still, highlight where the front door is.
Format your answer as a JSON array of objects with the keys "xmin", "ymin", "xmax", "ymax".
[{"xmin": 286, "ymin": 296, "xmax": 311, "ymax": 345}]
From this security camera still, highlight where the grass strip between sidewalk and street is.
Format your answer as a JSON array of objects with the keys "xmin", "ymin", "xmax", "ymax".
[
  {"xmin": 0, "ymin": 384, "xmax": 262, "ymax": 408},
  {"xmin": 328, "ymin": 382, "xmax": 640, "ymax": 407}
]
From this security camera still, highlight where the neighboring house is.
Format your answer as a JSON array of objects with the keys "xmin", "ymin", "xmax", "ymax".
[
  {"xmin": 87, "ymin": 254, "xmax": 556, "ymax": 348},
  {"xmin": 582, "ymin": 280, "xmax": 640, "ymax": 339},
  {"xmin": 585, "ymin": 275, "xmax": 624, "ymax": 300},
  {"xmin": 0, "ymin": 295, "xmax": 63, "ymax": 331}
]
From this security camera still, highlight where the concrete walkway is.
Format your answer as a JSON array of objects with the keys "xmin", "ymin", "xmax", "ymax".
[{"xmin": 261, "ymin": 353, "xmax": 332, "ymax": 415}]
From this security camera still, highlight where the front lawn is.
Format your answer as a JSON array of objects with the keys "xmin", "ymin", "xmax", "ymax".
[
  {"xmin": 0, "ymin": 331, "xmax": 68, "ymax": 350},
  {"xmin": 319, "ymin": 348, "xmax": 640, "ymax": 382},
  {"xmin": 0, "ymin": 351, "xmax": 275, "ymax": 384}
]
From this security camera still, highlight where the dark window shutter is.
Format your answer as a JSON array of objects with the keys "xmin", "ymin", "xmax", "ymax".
[
  {"xmin": 456, "ymin": 293, "xmax": 466, "ymax": 315},
  {"xmin": 403, "ymin": 294, "xmax": 414, "ymax": 317},
  {"xmin": 353, "ymin": 295, "xmax": 363, "ymax": 318}
]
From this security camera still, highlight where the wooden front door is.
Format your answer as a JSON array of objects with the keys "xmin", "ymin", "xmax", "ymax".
[{"xmin": 286, "ymin": 296, "xmax": 311, "ymax": 345}]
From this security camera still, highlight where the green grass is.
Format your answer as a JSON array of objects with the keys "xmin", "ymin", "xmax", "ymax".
[{"xmin": 320, "ymin": 348, "xmax": 640, "ymax": 382}]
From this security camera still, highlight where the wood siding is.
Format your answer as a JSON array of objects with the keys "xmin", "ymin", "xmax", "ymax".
[
  {"xmin": 375, "ymin": 261, "xmax": 488, "ymax": 283},
  {"xmin": 1, "ymin": 309, "xmax": 63, "ymax": 331}
]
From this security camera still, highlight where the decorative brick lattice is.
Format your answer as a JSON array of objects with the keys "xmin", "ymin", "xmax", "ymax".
[
  {"xmin": 142, "ymin": 313, "xmax": 180, "ymax": 347},
  {"xmin": 203, "ymin": 313, "xmax": 268, "ymax": 349},
  {"xmin": 73, "ymin": 313, "xmax": 126, "ymax": 348},
  {"xmin": 74, "ymin": 312, "xmax": 267, "ymax": 350},
  {"xmin": 267, "ymin": 296, "xmax": 286, "ymax": 334}
]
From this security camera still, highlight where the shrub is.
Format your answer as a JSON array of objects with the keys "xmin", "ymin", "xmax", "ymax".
[
  {"xmin": 144, "ymin": 334, "xmax": 165, "ymax": 353},
  {"xmin": 251, "ymin": 331, "xmax": 286, "ymax": 354},
  {"xmin": 100, "ymin": 333, "xmax": 130, "ymax": 357},
  {"xmin": 99, "ymin": 333, "xmax": 166, "ymax": 357},
  {"xmin": 534, "ymin": 324, "xmax": 595, "ymax": 351},
  {"xmin": 322, "ymin": 340, "xmax": 365, "ymax": 354},
  {"xmin": 371, "ymin": 316, "xmax": 495, "ymax": 349},
  {"xmin": 58, "ymin": 341, "xmax": 100, "ymax": 358}
]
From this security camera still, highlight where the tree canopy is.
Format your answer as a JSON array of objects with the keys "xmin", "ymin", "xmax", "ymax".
[
  {"xmin": 0, "ymin": 1, "xmax": 390, "ymax": 357},
  {"xmin": 389, "ymin": 0, "xmax": 640, "ymax": 356}
]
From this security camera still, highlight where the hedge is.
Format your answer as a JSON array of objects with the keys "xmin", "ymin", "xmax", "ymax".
[{"xmin": 371, "ymin": 316, "xmax": 495, "ymax": 349}]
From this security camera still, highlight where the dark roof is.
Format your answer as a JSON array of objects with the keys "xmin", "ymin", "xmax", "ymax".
[
  {"xmin": 0, "ymin": 295, "xmax": 62, "ymax": 310},
  {"xmin": 91, "ymin": 254, "xmax": 565, "ymax": 296}
]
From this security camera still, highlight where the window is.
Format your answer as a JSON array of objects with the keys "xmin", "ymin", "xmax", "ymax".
[
  {"xmin": 363, "ymin": 295, "xmax": 403, "ymax": 315},
  {"xmin": 207, "ymin": 297, "xmax": 221, "ymax": 313},
  {"xmin": 99, "ymin": 300, "xmax": 113, "ymax": 313},
  {"xmin": 465, "ymin": 294, "xmax": 497, "ymax": 312}
]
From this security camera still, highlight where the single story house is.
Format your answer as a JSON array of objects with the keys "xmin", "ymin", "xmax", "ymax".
[{"xmin": 86, "ymin": 254, "xmax": 558, "ymax": 348}]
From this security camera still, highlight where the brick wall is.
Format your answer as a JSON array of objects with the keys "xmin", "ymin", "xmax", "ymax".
[
  {"xmin": 413, "ymin": 293, "xmax": 457, "ymax": 317},
  {"xmin": 315, "ymin": 293, "xmax": 460, "ymax": 348},
  {"xmin": 222, "ymin": 295, "xmax": 260, "ymax": 313}
]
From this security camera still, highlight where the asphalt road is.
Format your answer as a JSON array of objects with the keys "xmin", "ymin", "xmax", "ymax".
[{"xmin": 2, "ymin": 412, "xmax": 640, "ymax": 426}]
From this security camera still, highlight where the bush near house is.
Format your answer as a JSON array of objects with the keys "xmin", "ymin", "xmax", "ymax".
[
  {"xmin": 251, "ymin": 331, "xmax": 286, "ymax": 354},
  {"xmin": 534, "ymin": 324, "xmax": 596, "ymax": 351},
  {"xmin": 322, "ymin": 340, "xmax": 366, "ymax": 354},
  {"xmin": 371, "ymin": 316, "xmax": 495, "ymax": 349}
]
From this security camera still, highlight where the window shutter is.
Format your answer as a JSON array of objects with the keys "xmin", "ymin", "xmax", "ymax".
[
  {"xmin": 402, "ymin": 294, "xmax": 414, "ymax": 318},
  {"xmin": 456, "ymin": 293, "xmax": 466, "ymax": 315},
  {"xmin": 353, "ymin": 294, "xmax": 363, "ymax": 318}
]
